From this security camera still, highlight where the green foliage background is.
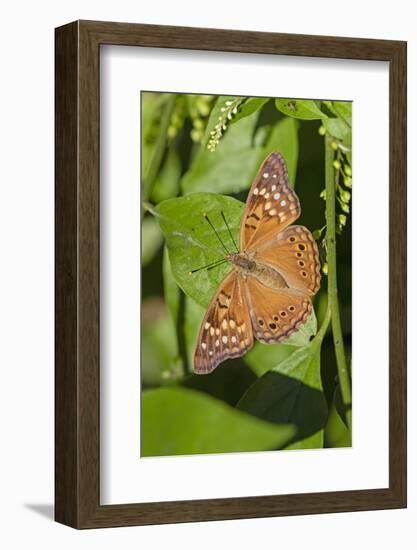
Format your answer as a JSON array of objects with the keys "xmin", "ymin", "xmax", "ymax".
[{"xmin": 141, "ymin": 93, "xmax": 352, "ymax": 457}]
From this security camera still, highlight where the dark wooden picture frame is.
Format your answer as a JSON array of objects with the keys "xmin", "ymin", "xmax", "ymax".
[{"xmin": 55, "ymin": 20, "xmax": 407, "ymax": 529}]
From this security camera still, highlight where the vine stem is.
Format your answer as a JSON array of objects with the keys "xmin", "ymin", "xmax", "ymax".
[
  {"xmin": 142, "ymin": 95, "xmax": 176, "ymax": 204},
  {"xmin": 325, "ymin": 135, "xmax": 352, "ymax": 430},
  {"xmin": 314, "ymin": 302, "xmax": 331, "ymax": 348}
]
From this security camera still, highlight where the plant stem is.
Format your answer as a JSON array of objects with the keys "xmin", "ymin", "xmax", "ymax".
[
  {"xmin": 314, "ymin": 302, "xmax": 331, "ymax": 347},
  {"xmin": 325, "ymin": 135, "xmax": 352, "ymax": 430},
  {"xmin": 142, "ymin": 95, "xmax": 176, "ymax": 204}
]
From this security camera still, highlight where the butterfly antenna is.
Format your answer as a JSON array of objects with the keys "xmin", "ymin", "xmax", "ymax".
[
  {"xmin": 203, "ymin": 213, "xmax": 229, "ymax": 255},
  {"xmin": 221, "ymin": 210, "xmax": 238, "ymax": 253},
  {"xmin": 189, "ymin": 258, "xmax": 227, "ymax": 275}
]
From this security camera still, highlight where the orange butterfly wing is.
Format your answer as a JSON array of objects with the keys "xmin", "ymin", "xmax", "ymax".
[
  {"xmin": 193, "ymin": 271, "xmax": 253, "ymax": 374},
  {"xmin": 255, "ymin": 225, "xmax": 321, "ymax": 296},
  {"xmin": 240, "ymin": 152, "xmax": 301, "ymax": 251},
  {"xmin": 243, "ymin": 276, "xmax": 312, "ymax": 344}
]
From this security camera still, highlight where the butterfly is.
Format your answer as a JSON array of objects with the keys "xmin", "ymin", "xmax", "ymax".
[{"xmin": 193, "ymin": 151, "xmax": 321, "ymax": 374}]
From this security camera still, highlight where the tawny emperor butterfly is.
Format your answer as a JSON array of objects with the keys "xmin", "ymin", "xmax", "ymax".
[{"xmin": 193, "ymin": 151, "xmax": 321, "ymax": 374}]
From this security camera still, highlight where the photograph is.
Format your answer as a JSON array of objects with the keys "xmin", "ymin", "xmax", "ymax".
[{"xmin": 140, "ymin": 92, "xmax": 352, "ymax": 457}]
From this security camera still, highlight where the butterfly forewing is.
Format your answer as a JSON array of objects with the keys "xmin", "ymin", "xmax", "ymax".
[
  {"xmin": 240, "ymin": 152, "xmax": 301, "ymax": 251},
  {"xmin": 256, "ymin": 225, "xmax": 321, "ymax": 296},
  {"xmin": 194, "ymin": 271, "xmax": 253, "ymax": 374},
  {"xmin": 243, "ymin": 276, "xmax": 312, "ymax": 344}
]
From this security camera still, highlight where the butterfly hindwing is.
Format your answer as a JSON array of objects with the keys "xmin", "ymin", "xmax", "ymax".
[
  {"xmin": 194, "ymin": 271, "xmax": 253, "ymax": 374},
  {"xmin": 256, "ymin": 225, "xmax": 321, "ymax": 296},
  {"xmin": 240, "ymin": 152, "xmax": 301, "ymax": 251},
  {"xmin": 243, "ymin": 276, "xmax": 312, "ymax": 344}
]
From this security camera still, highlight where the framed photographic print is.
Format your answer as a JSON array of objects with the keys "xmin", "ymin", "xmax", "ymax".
[{"xmin": 55, "ymin": 20, "xmax": 406, "ymax": 528}]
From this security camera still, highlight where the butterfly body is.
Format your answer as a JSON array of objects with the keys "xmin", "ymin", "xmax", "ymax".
[
  {"xmin": 193, "ymin": 152, "xmax": 321, "ymax": 374},
  {"xmin": 228, "ymin": 252, "xmax": 289, "ymax": 291}
]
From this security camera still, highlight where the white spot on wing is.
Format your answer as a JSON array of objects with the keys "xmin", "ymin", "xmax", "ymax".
[
  {"xmin": 222, "ymin": 336, "xmax": 228, "ymax": 344},
  {"xmin": 274, "ymin": 193, "xmax": 280, "ymax": 200},
  {"xmin": 280, "ymin": 200, "xmax": 286, "ymax": 206}
]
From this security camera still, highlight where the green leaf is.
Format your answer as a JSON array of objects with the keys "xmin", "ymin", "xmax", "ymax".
[
  {"xmin": 141, "ymin": 217, "xmax": 163, "ymax": 266},
  {"xmin": 231, "ymin": 97, "xmax": 269, "ymax": 124},
  {"xmin": 323, "ymin": 117, "xmax": 351, "ymax": 147},
  {"xmin": 151, "ymin": 146, "xmax": 182, "ymax": 203},
  {"xmin": 182, "ymin": 362, "xmax": 257, "ymax": 407},
  {"xmin": 324, "ymin": 386, "xmax": 352, "ymax": 448},
  {"xmin": 155, "ymin": 193, "xmax": 244, "ymax": 307},
  {"xmin": 331, "ymin": 101, "xmax": 352, "ymax": 127},
  {"xmin": 275, "ymin": 99, "xmax": 328, "ymax": 120},
  {"xmin": 238, "ymin": 332, "xmax": 327, "ymax": 449},
  {"xmin": 182, "ymin": 148, "xmax": 262, "ymax": 195},
  {"xmin": 141, "ymin": 387, "xmax": 296, "ymax": 456},
  {"xmin": 181, "ymin": 105, "xmax": 261, "ymax": 195},
  {"xmin": 244, "ymin": 341, "xmax": 297, "ymax": 377},
  {"xmin": 184, "ymin": 295, "xmax": 205, "ymax": 366},
  {"xmin": 263, "ymin": 117, "xmax": 299, "ymax": 185}
]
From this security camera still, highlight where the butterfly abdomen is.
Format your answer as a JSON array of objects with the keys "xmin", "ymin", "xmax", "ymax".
[
  {"xmin": 249, "ymin": 262, "xmax": 289, "ymax": 291},
  {"xmin": 230, "ymin": 253, "xmax": 289, "ymax": 291}
]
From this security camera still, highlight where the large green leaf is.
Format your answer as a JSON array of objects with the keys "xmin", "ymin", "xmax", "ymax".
[
  {"xmin": 244, "ymin": 341, "xmax": 297, "ymax": 377},
  {"xmin": 181, "ymin": 101, "xmax": 261, "ymax": 195},
  {"xmin": 155, "ymin": 193, "xmax": 244, "ymax": 307},
  {"xmin": 275, "ymin": 99, "xmax": 328, "ymax": 120},
  {"xmin": 182, "ymin": 362, "xmax": 257, "ymax": 407},
  {"xmin": 238, "ymin": 328, "xmax": 327, "ymax": 449},
  {"xmin": 262, "ymin": 117, "xmax": 299, "ymax": 185},
  {"xmin": 182, "ymin": 148, "xmax": 262, "ymax": 195},
  {"xmin": 141, "ymin": 387, "xmax": 296, "ymax": 456},
  {"xmin": 231, "ymin": 97, "xmax": 269, "ymax": 124}
]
